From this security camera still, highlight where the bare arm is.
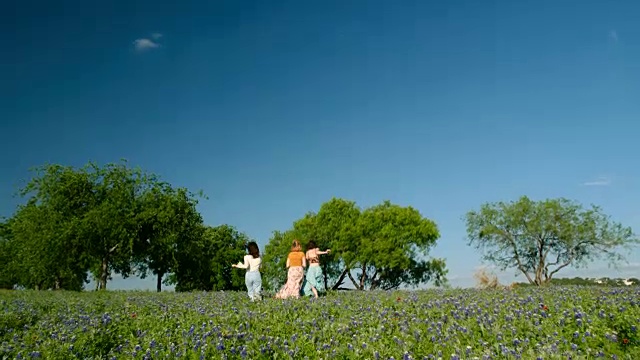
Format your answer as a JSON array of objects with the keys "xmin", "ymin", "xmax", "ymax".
[
  {"xmin": 286, "ymin": 257, "xmax": 290, "ymax": 268},
  {"xmin": 232, "ymin": 255, "xmax": 249, "ymax": 269},
  {"xmin": 302, "ymin": 256, "xmax": 307, "ymax": 268},
  {"xmin": 317, "ymin": 249, "xmax": 331, "ymax": 255}
]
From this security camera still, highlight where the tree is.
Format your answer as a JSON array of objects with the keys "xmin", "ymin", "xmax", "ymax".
[
  {"xmin": 78, "ymin": 161, "xmax": 158, "ymax": 290},
  {"xmin": 9, "ymin": 164, "xmax": 96, "ymax": 290},
  {"xmin": 313, "ymin": 198, "xmax": 361, "ymax": 290},
  {"xmin": 135, "ymin": 184, "xmax": 204, "ymax": 292},
  {"xmin": 464, "ymin": 196, "xmax": 638, "ymax": 286},
  {"xmin": 353, "ymin": 200, "xmax": 446, "ymax": 290},
  {"xmin": 262, "ymin": 198, "xmax": 448, "ymax": 291},
  {"xmin": 205, "ymin": 225, "xmax": 249, "ymax": 291},
  {"xmin": 262, "ymin": 198, "xmax": 364, "ymax": 291},
  {"xmin": 6, "ymin": 160, "xmax": 229, "ymax": 292},
  {"xmin": 169, "ymin": 225, "xmax": 249, "ymax": 292},
  {"xmin": 260, "ymin": 230, "xmax": 293, "ymax": 291},
  {"xmin": 0, "ymin": 218, "xmax": 17, "ymax": 289},
  {"xmin": 262, "ymin": 198, "xmax": 360, "ymax": 291},
  {"xmin": 10, "ymin": 203, "xmax": 90, "ymax": 290},
  {"xmin": 12, "ymin": 160, "xmax": 166, "ymax": 290}
]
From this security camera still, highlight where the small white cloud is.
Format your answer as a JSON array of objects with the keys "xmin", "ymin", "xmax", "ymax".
[
  {"xmin": 582, "ymin": 176, "xmax": 611, "ymax": 187},
  {"xmin": 151, "ymin": 32, "xmax": 163, "ymax": 40},
  {"xmin": 609, "ymin": 30, "xmax": 618, "ymax": 42},
  {"xmin": 133, "ymin": 38, "xmax": 160, "ymax": 52}
]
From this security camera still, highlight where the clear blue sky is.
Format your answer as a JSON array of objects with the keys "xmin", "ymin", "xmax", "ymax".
[{"xmin": 2, "ymin": 0, "xmax": 639, "ymax": 290}]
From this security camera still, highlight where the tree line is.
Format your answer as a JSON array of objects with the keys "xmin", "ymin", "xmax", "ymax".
[
  {"xmin": 515, "ymin": 277, "xmax": 639, "ymax": 287},
  {"xmin": 0, "ymin": 161, "xmax": 637, "ymax": 291},
  {"xmin": 0, "ymin": 161, "xmax": 447, "ymax": 292},
  {"xmin": 0, "ymin": 161, "xmax": 250, "ymax": 292}
]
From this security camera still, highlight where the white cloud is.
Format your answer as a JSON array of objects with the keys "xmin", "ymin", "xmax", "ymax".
[
  {"xmin": 133, "ymin": 38, "xmax": 160, "ymax": 52},
  {"xmin": 582, "ymin": 176, "xmax": 611, "ymax": 186},
  {"xmin": 609, "ymin": 30, "xmax": 618, "ymax": 43}
]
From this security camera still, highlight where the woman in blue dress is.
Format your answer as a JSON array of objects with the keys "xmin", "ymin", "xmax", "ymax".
[{"xmin": 302, "ymin": 240, "xmax": 331, "ymax": 298}]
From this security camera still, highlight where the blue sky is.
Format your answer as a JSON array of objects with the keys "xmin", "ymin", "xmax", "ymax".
[{"xmin": 2, "ymin": 0, "xmax": 639, "ymax": 290}]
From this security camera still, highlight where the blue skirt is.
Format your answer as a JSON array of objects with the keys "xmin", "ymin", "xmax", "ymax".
[{"xmin": 302, "ymin": 265, "xmax": 324, "ymax": 296}]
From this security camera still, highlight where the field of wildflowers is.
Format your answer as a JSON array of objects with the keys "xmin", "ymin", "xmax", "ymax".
[{"xmin": 1, "ymin": 286, "xmax": 638, "ymax": 359}]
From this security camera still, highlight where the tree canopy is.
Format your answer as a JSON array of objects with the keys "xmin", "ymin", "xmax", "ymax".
[
  {"xmin": 262, "ymin": 198, "xmax": 447, "ymax": 291},
  {"xmin": 0, "ymin": 160, "xmax": 253, "ymax": 292},
  {"xmin": 168, "ymin": 224, "xmax": 249, "ymax": 292},
  {"xmin": 9, "ymin": 164, "xmax": 95, "ymax": 290},
  {"xmin": 0, "ymin": 218, "xmax": 18, "ymax": 289},
  {"xmin": 134, "ymin": 183, "xmax": 204, "ymax": 291},
  {"xmin": 464, "ymin": 196, "xmax": 638, "ymax": 286}
]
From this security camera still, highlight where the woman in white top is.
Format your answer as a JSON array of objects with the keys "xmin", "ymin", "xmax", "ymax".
[{"xmin": 232, "ymin": 241, "xmax": 262, "ymax": 301}]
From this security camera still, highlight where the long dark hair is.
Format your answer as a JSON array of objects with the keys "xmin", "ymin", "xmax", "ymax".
[
  {"xmin": 306, "ymin": 240, "xmax": 318, "ymax": 250},
  {"xmin": 247, "ymin": 241, "xmax": 260, "ymax": 258}
]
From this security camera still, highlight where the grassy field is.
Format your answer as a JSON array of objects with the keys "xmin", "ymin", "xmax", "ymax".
[{"xmin": 1, "ymin": 287, "xmax": 638, "ymax": 359}]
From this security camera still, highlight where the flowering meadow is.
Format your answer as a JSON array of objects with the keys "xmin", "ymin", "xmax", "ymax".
[{"xmin": 1, "ymin": 287, "xmax": 638, "ymax": 359}]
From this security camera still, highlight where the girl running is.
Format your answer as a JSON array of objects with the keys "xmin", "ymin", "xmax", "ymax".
[
  {"xmin": 275, "ymin": 239, "xmax": 306, "ymax": 299},
  {"xmin": 232, "ymin": 241, "xmax": 262, "ymax": 301},
  {"xmin": 302, "ymin": 240, "xmax": 330, "ymax": 298}
]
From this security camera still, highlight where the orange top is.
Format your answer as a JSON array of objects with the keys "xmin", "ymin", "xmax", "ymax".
[{"xmin": 288, "ymin": 251, "xmax": 305, "ymax": 267}]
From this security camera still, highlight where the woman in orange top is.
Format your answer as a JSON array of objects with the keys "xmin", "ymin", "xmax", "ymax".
[{"xmin": 275, "ymin": 239, "xmax": 306, "ymax": 299}]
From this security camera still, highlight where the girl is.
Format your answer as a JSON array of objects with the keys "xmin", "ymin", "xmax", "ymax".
[
  {"xmin": 232, "ymin": 241, "xmax": 262, "ymax": 301},
  {"xmin": 275, "ymin": 239, "xmax": 306, "ymax": 299},
  {"xmin": 302, "ymin": 240, "xmax": 331, "ymax": 298}
]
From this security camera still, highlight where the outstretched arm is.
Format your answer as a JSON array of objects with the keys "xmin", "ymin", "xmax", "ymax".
[
  {"xmin": 317, "ymin": 249, "xmax": 331, "ymax": 255},
  {"xmin": 232, "ymin": 255, "xmax": 249, "ymax": 269}
]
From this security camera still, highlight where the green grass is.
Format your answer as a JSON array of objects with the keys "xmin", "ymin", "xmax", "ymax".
[{"xmin": 0, "ymin": 286, "xmax": 638, "ymax": 359}]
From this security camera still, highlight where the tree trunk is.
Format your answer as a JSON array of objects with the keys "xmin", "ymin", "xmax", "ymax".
[
  {"xmin": 517, "ymin": 267, "xmax": 536, "ymax": 285},
  {"xmin": 331, "ymin": 268, "xmax": 349, "ymax": 290},
  {"xmin": 347, "ymin": 270, "xmax": 361, "ymax": 290},
  {"xmin": 54, "ymin": 278, "xmax": 60, "ymax": 290},
  {"xmin": 322, "ymin": 263, "xmax": 328, "ymax": 291},
  {"xmin": 99, "ymin": 256, "xmax": 108, "ymax": 290},
  {"xmin": 359, "ymin": 263, "xmax": 367, "ymax": 289},
  {"xmin": 370, "ymin": 269, "xmax": 380, "ymax": 290},
  {"xmin": 157, "ymin": 272, "xmax": 163, "ymax": 292}
]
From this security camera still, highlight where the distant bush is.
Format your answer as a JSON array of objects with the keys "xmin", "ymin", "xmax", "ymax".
[{"xmin": 514, "ymin": 276, "xmax": 639, "ymax": 287}]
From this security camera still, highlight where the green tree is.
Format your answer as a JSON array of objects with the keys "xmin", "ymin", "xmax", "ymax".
[
  {"xmin": 80, "ymin": 161, "xmax": 158, "ymax": 290},
  {"xmin": 313, "ymin": 198, "xmax": 361, "ymax": 290},
  {"xmin": 262, "ymin": 198, "xmax": 361, "ymax": 291},
  {"xmin": 261, "ymin": 230, "xmax": 293, "ymax": 291},
  {"xmin": 11, "ymin": 161, "xmax": 168, "ymax": 290},
  {"xmin": 0, "ymin": 218, "xmax": 17, "ymax": 289},
  {"xmin": 170, "ymin": 225, "xmax": 249, "ymax": 292},
  {"xmin": 10, "ymin": 164, "xmax": 96, "ymax": 290},
  {"xmin": 263, "ymin": 198, "xmax": 448, "ymax": 291},
  {"xmin": 206, "ymin": 225, "xmax": 249, "ymax": 291},
  {"xmin": 10, "ymin": 203, "xmax": 89, "ymax": 290},
  {"xmin": 464, "ymin": 196, "xmax": 638, "ymax": 286},
  {"xmin": 135, "ymin": 184, "xmax": 204, "ymax": 292},
  {"xmin": 353, "ymin": 200, "xmax": 446, "ymax": 290}
]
